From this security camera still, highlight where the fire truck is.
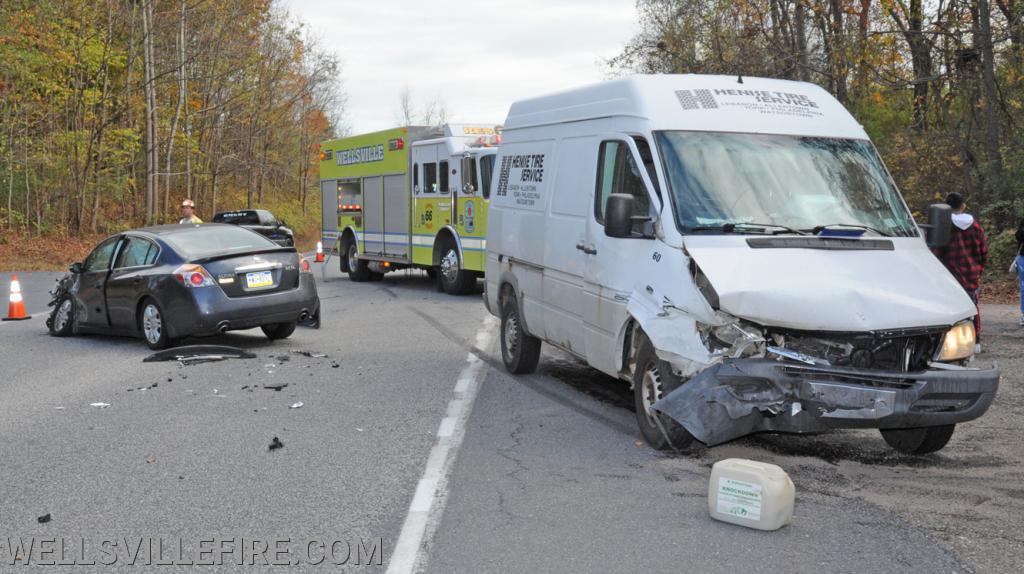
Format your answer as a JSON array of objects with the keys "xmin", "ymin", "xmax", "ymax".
[{"xmin": 318, "ymin": 124, "xmax": 500, "ymax": 294}]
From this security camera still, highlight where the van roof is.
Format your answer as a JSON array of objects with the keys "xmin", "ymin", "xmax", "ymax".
[{"xmin": 502, "ymin": 74, "xmax": 867, "ymax": 140}]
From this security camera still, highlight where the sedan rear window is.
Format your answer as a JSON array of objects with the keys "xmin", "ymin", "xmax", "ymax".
[{"xmin": 164, "ymin": 226, "xmax": 277, "ymax": 258}]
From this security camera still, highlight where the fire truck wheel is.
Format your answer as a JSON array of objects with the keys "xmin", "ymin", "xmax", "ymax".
[
  {"xmin": 339, "ymin": 237, "xmax": 352, "ymax": 273},
  {"xmin": 500, "ymin": 294, "xmax": 541, "ymax": 374},
  {"xmin": 346, "ymin": 241, "xmax": 371, "ymax": 282},
  {"xmin": 439, "ymin": 243, "xmax": 476, "ymax": 295}
]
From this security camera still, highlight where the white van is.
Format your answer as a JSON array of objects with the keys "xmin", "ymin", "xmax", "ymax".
[{"xmin": 484, "ymin": 74, "xmax": 999, "ymax": 454}]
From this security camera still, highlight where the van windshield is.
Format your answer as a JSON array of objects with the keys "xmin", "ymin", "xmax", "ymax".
[{"xmin": 655, "ymin": 131, "xmax": 918, "ymax": 237}]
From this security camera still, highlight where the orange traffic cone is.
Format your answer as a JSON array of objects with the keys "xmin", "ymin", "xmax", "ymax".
[
  {"xmin": 314, "ymin": 241, "xmax": 325, "ymax": 263},
  {"xmin": 3, "ymin": 275, "xmax": 31, "ymax": 321}
]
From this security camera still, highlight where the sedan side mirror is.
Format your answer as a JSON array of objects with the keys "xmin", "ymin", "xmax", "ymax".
[
  {"xmin": 605, "ymin": 194, "xmax": 634, "ymax": 238},
  {"xmin": 69, "ymin": 262, "xmax": 83, "ymax": 274},
  {"xmin": 924, "ymin": 203, "xmax": 952, "ymax": 248}
]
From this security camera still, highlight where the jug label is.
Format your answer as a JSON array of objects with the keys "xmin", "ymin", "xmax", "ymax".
[{"xmin": 717, "ymin": 478, "xmax": 762, "ymax": 521}]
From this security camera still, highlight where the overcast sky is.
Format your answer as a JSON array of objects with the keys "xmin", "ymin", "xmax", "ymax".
[{"xmin": 281, "ymin": 0, "xmax": 640, "ymax": 134}]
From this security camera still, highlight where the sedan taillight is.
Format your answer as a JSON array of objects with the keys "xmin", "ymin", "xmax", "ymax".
[
  {"xmin": 173, "ymin": 264, "xmax": 216, "ymax": 287},
  {"xmin": 299, "ymin": 255, "xmax": 311, "ymax": 273}
]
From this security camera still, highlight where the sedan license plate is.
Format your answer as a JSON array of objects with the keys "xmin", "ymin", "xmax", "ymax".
[{"xmin": 245, "ymin": 270, "xmax": 273, "ymax": 288}]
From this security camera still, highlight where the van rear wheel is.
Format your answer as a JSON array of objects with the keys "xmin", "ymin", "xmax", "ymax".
[
  {"xmin": 500, "ymin": 295, "xmax": 541, "ymax": 374},
  {"xmin": 880, "ymin": 424, "xmax": 955, "ymax": 454},
  {"xmin": 634, "ymin": 339, "xmax": 695, "ymax": 451}
]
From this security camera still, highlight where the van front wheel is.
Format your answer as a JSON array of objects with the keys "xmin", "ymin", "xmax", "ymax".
[
  {"xmin": 500, "ymin": 296, "xmax": 541, "ymax": 374},
  {"xmin": 880, "ymin": 424, "xmax": 955, "ymax": 454},
  {"xmin": 634, "ymin": 339, "xmax": 695, "ymax": 451}
]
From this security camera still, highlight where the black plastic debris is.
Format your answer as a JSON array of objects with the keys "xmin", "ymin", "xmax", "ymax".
[
  {"xmin": 268, "ymin": 437, "xmax": 284, "ymax": 451},
  {"xmin": 291, "ymin": 349, "xmax": 328, "ymax": 359},
  {"xmin": 331, "ymin": 362, "xmax": 340, "ymax": 368},
  {"xmin": 264, "ymin": 383, "xmax": 289, "ymax": 392},
  {"xmin": 276, "ymin": 355, "xmax": 291, "ymax": 362},
  {"xmin": 37, "ymin": 513, "xmax": 51, "ymax": 524},
  {"xmin": 143, "ymin": 345, "xmax": 257, "ymax": 364}
]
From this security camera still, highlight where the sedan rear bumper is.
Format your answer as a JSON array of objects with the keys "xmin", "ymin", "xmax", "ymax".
[{"xmin": 164, "ymin": 274, "xmax": 320, "ymax": 338}]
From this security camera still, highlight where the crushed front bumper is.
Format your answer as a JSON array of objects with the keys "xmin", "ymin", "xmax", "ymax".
[{"xmin": 652, "ymin": 359, "xmax": 999, "ymax": 446}]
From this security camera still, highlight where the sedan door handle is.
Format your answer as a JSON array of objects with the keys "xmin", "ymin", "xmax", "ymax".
[{"xmin": 575, "ymin": 243, "xmax": 597, "ymax": 255}]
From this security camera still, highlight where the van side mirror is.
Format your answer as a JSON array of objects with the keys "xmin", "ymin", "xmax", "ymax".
[
  {"xmin": 924, "ymin": 203, "xmax": 952, "ymax": 248},
  {"xmin": 605, "ymin": 194, "xmax": 634, "ymax": 238},
  {"xmin": 70, "ymin": 262, "xmax": 83, "ymax": 274}
]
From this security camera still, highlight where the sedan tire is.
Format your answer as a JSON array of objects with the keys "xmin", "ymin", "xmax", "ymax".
[
  {"xmin": 48, "ymin": 295, "xmax": 75, "ymax": 337},
  {"xmin": 262, "ymin": 321, "xmax": 297, "ymax": 341},
  {"xmin": 139, "ymin": 298, "xmax": 175, "ymax": 350}
]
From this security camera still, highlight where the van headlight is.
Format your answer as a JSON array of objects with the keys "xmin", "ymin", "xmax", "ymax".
[{"xmin": 936, "ymin": 321, "xmax": 976, "ymax": 362}]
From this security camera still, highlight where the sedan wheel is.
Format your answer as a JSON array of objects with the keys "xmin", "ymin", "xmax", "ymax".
[
  {"xmin": 48, "ymin": 296, "xmax": 75, "ymax": 337},
  {"xmin": 140, "ymin": 300, "xmax": 174, "ymax": 350}
]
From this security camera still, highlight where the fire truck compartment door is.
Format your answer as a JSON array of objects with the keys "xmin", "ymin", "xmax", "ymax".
[
  {"xmin": 363, "ymin": 176, "xmax": 384, "ymax": 256},
  {"xmin": 384, "ymin": 173, "xmax": 409, "ymax": 257}
]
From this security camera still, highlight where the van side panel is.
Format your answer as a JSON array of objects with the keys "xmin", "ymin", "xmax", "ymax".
[
  {"xmin": 541, "ymin": 136, "xmax": 598, "ymax": 356},
  {"xmin": 488, "ymin": 139, "xmax": 557, "ymax": 338}
]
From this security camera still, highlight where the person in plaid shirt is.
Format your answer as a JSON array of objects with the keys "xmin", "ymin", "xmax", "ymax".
[{"xmin": 932, "ymin": 192, "xmax": 987, "ymax": 352}]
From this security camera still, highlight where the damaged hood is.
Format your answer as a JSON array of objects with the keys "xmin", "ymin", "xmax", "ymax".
[{"xmin": 684, "ymin": 235, "xmax": 975, "ymax": 332}]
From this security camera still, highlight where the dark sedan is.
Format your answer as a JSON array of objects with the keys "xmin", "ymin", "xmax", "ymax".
[
  {"xmin": 47, "ymin": 224, "xmax": 320, "ymax": 349},
  {"xmin": 212, "ymin": 209, "xmax": 294, "ymax": 247}
]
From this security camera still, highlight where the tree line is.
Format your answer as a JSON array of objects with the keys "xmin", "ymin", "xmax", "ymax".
[
  {"xmin": 611, "ymin": 0, "xmax": 1024, "ymax": 259},
  {"xmin": 0, "ymin": 0, "xmax": 344, "ymax": 235}
]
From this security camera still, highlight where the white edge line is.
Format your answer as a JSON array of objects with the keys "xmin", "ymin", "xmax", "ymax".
[{"xmin": 386, "ymin": 317, "xmax": 497, "ymax": 574}]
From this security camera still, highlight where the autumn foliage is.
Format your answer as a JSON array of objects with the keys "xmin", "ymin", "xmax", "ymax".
[{"xmin": 0, "ymin": 0, "xmax": 343, "ymax": 248}]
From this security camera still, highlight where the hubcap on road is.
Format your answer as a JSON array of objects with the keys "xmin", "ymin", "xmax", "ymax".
[
  {"xmin": 54, "ymin": 299, "xmax": 72, "ymax": 331},
  {"xmin": 641, "ymin": 363, "xmax": 665, "ymax": 426},
  {"xmin": 441, "ymin": 249, "xmax": 459, "ymax": 283},
  {"xmin": 143, "ymin": 304, "xmax": 162, "ymax": 344}
]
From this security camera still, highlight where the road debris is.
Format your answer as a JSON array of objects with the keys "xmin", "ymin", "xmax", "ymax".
[
  {"xmin": 264, "ymin": 383, "xmax": 289, "ymax": 392},
  {"xmin": 54, "ymin": 407, "xmax": 65, "ymax": 411},
  {"xmin": 90, "ymin": 402, "xmax": 110, "ymax": 408},
  {"xmin": 143, "ymin": 345, "xmax": 257, "ymax": 364},
  {"xmin": 146, "ymin": 454, "xmax": 157, "ymax": 464},
  {"xmin": 37, "ymin": 513, "xmax": 51, "ymax": 524},
  {"xmin": 331, "ymin": 361, "xmax": 340, "ymax": 368},
  {"xmin": 289, "ymin": 401, "xmax": 304, "ymax": 409},
  {"xmin": 268, "ymin": 437, "xmax": 284, "ymax": 451},
  {"xmin": 291, "ymin": 349, "xmax": 328, "ymax": 358}
]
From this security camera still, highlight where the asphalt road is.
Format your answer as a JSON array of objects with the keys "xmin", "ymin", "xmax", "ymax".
[{"xmin": 2, "ymin": 267, "xmax": 1020, "ymax": 572}]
